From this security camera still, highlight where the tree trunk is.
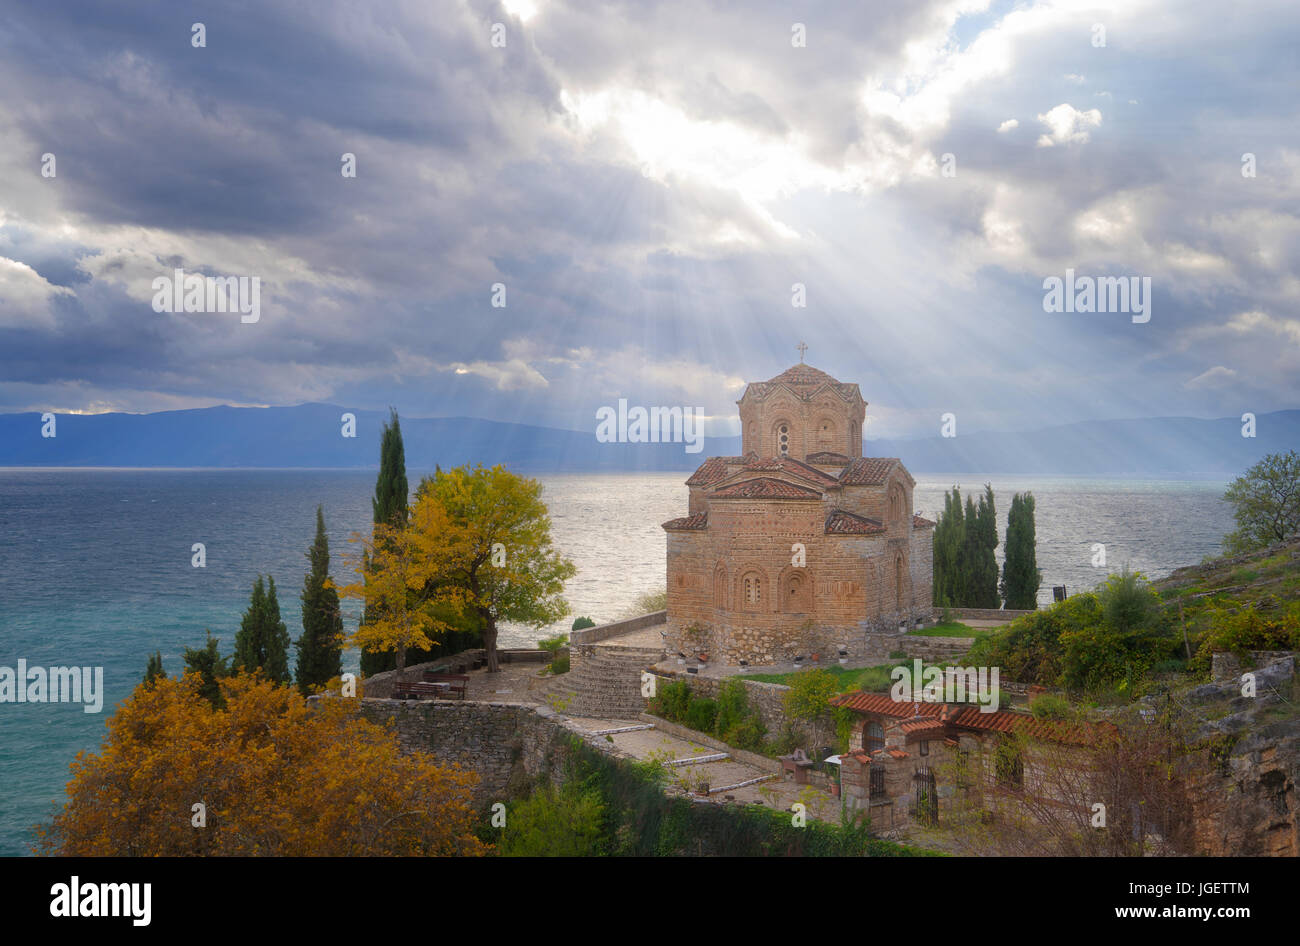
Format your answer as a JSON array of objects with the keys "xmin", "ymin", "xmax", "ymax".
[
  {"xmin": 484, "ymin": 613, "xmax": 499, "ymax": 673},
  {"xmin": 396, "ymin": 645, "xmax": 407, "ymax": 683}
]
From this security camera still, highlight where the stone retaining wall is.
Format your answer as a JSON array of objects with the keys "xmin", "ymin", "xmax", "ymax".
[
  {"xmin": 947, "ymin": 607, "xmax": 1034, "ymax": 622},
  {"xmin": 571, "ymin": 610, "xmax": 667, "ymax": 645},
  {"xmin": 356, "ymin": 697, "xmax": 635, "ymax": 805},
  {"xmin": 862, "ymin": 633, "xmax": 975, "ymax": 662},
  {"xmin": 1211, "ymin": 651, "xmax": 1298, "ymax": 683},
  {"xmin": 637, "ymin": 713, "xmax": 782, "ymax": 774}
]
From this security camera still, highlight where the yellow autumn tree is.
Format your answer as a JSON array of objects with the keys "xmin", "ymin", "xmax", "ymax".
[
  {"xmin": 334, "ymin": 494, "xmax": 466, "ymax": 680},
  {"xmin": 416, "ymin": 465, "xmax": 576, "ymax": 673},
  {"xmin": 35, "ymin": 673, "xmax": 488, "ymax": 856}
]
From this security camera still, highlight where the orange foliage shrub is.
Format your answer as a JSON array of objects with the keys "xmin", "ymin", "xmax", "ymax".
[{"xmin": 36, "ymin": 673, "xmax": 487, "ymax": 856}]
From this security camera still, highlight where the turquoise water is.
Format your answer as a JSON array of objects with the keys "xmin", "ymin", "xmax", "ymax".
[{"xmin": 0, "ymin": 469, "xmax": 1231, "ymax": 855}]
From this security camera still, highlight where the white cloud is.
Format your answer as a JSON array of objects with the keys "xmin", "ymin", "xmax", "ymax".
[
  {"xmin": 1035, "ymin": 103, "xmax": 1102, "ymax": 147},
  {"xmin": 0, "ymin": 256, "xmax": 73, "ymax": 328},
  {"xmin": 997, "ymin": 118, "xmax": 1019, "ymax": 133},
  {"xmin": 1185, "ymin": 366, "xmax": 1236, "ymax": 389}
]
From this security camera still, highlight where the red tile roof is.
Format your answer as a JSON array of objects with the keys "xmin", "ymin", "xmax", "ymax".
[
  {"xmin": 740, "ymin": 455, "xmax": 840, "ymax": 486},
  {"xmin": 831, "ymin": 692, "xmax": 941, "ymax": 718},
  {"xmin": 743, "ymin": 364, "xmax": 862, "ymax": 402},
  {"xmin": 839, "ymin": 457, "xmax": 899, "ymax": 486},
  {"xmin": 900, "ymin": 717, "xmax": 945, "ymax": 734},
  {"xmin": 711, "ymin": 477, "xmax": 824, "ymax": 499},
  {"xmin": 662, "ymin": 512, "xmax": 708, "ymax": 532},
  {"xmin": 913, "ymin": 514, "xmax": 936, "ymax": 529},
  {"xmin": 806, "ymin": 451, "xmax": 851, "ymax": 466},
  {"xmin": 824, "ymin": 509, "xmax": 887, "ymax": 535},
  {"xmin": 830, "ymin": 690, "xmax": 1103, "ymax": 746},
  {"xmin": 685, "ymin": 456, "xmax": 743, "ymax": 487}
]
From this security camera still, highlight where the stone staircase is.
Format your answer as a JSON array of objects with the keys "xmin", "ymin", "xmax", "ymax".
[
  {"xmin": 566, "ymin": 641, "xmax": 664, "ymax": 718},
  {"xmin": 569, "ymin": 719, "xmax": 777, "ymax": 796}
]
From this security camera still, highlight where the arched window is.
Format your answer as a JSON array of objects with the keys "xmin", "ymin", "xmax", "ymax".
[
  {"xmin": 889, "ymin": 483, "xmax": 906, "ymax": 521},
  {"xmin": 782, "ymin": 570, "xmax": 811, "ymax": 613},
  {"xmin": 865, "ymin": 721, "xmax": 884, "ymax": 753},
  {"xmin": 742, "ymin": 573, "xmax": 762, "ymax": 611},
  {"xmin": 713, "ymin": 564, "xmax": 728, "ymax": 610},
  {"xmin": 777, "ymin": 423, "xmax": 790, "ymax": 456}
]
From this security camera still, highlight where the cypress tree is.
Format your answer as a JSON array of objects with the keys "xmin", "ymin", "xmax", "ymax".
[
  {"xmin": 973, "ymin": 484, "xmax": 1000, "ymax": 608},
  {"xmin": 362, "ymin": 410, "xmax": 422, "ymax": 676},
  {"xmin": 182, "ymin": 631, "xmax": 229, "ymax": 708},
  {"xmin": 143, "ymin": 650, "xmax": 166, "ymax": 685},
  {"xmin": 932, "ymin": 486, "xmax": 965, "ymax": 607},
  {"xmin": 296, "ymin": 505, "xmax": 344, "ymax": 694},
  {"xmin": 959, "ymin": 492, "xmax": 982, "ymax": 607},
  {"xmin": 234, "ymin": 575, "xmax": 292, "ymax": 684},
  {"xmin": 372, "ymin": 408, "xmax": 409, "ymax": 529},
  {"xmin": 1001, "ymin": 492, "xmax": 1042, "ymax": 609}
]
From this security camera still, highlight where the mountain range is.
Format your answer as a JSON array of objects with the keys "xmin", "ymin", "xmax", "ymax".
[{"xmin": 0, "ymin": 404, "xmax": 1295, "ymax": 476}]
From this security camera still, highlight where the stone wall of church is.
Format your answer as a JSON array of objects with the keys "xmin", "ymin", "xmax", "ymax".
[{"xmin": 666, "ymin": 498, "xmax": 934, "ymax": 665}]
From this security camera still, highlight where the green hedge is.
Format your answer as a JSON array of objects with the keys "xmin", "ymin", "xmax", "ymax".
[{"xmin": 492, "ymin": 736, "xmax": 943, "ymax": 857}]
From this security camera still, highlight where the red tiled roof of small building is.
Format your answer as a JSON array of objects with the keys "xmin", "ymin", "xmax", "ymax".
[
  {"xmin": 900, "ymin": 717, "xmax": 946, "ymax": 734},
  {"xmin": 839, "ymin": 457, "xmax": 899, "ymax": 486},
  {"xmin": 830, "ymin": 691, "xmax": 1103, "ymax": 746},
  {"xmin": 662, "ymin": 512, "xmax": 708, "ymax": 532},
  {"xmin": 824, "ymin": 509, "xmax": 887, "ymax": 535},
  {"xmin": 711, "ymin": 477, "xmax": 823, "ymax": 499},
  {"xmin": 831, "ymin": 693, "xmax": 943, "ymax": 717},
  {"xmin": 912, "ymin": 513, "xmax": 936, "ymax": 529}
]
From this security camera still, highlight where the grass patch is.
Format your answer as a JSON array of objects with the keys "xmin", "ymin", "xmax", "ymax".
[
  {"xmin": 739, "ymin": 660, "xmax": 951, "ymax": 693},
  {"xmin": 906, "ymin": 620, "xmax": 984, "ymax": 638}
]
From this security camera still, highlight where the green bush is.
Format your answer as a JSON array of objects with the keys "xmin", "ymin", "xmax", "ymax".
[
  {"xmin": 1189, "ymin": 603, "xmax": 1300, "ymax": 676},
  {"xmin": 544, "ymin": 653, "xmax": 570, "ymax": 675},
  {"xmin": 571, "ymin": 616, "xmax": 596, "ymax": 631},
  {"xmin": 685, "ymin": 697, "xmax": 718, "ymax": 733},
  {"xmin": 713, "ymin": 678, "xmax": 766, "ymax": 750},
  {"xmin": 498, "ymin": 783, "xmax": 606, "ymax": 857},
  {"xmin": 538, "ymin": 633, "xmax": 569, "ymax": 654},
  {"xmin": 650, "ymin": 680, "xmax": 692, "ymax": 722},
  {"xmin": 1029, "ymin": 693, "xmax": 1070, "ymax": 720}
]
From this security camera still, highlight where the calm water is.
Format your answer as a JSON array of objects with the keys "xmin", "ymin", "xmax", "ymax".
[{"xmin": 0, "ymin": 469, "xmax": 1231, "ymax": 855}]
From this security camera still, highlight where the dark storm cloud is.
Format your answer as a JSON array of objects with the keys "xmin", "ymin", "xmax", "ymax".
[{"xmin": 0, "ymin": 0, "xmax": 1296, "ymax": 434}]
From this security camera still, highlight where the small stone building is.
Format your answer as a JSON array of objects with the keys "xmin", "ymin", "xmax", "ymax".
[
  {"xmin": 831, "ymin": 690, "xmax": 1100, "ymax": 830},
  {"xmin": 662, "ymin": 363, "xmax": 934, "ymax": 665}
]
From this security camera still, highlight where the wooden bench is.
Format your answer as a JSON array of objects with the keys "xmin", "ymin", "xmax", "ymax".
[{"xmin": 421, "ymin": 672, "xmax": 469, "ymax": 699}]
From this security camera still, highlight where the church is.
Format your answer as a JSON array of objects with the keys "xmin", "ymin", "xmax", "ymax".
[{"xmin": 662, "ymin": 361, "xmax": 934, "ymax": 666}]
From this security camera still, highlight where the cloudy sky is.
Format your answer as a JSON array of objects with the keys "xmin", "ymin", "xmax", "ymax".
[{"xmin": 1, "ymin": 0, "xmax": 1297, "ymax": 439}]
